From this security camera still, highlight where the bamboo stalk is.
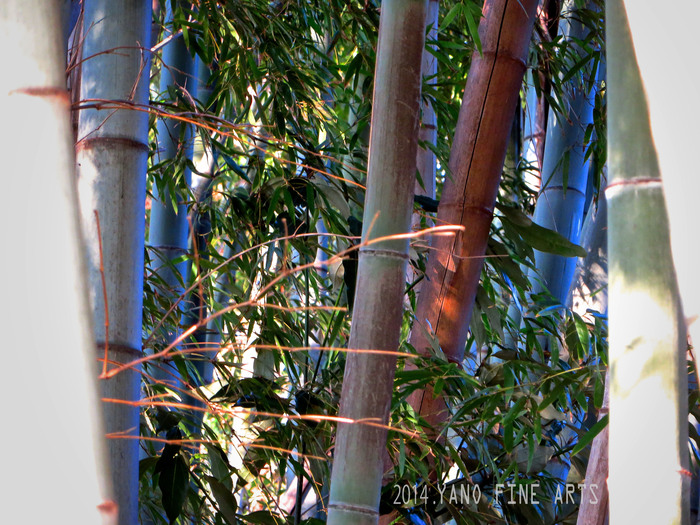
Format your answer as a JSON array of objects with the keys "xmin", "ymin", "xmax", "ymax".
[
  {"xmin": 617, "ymin": 1, "xmax": 700, "ymax": 394},
  {"xmin": 530, "ymin": 0, "xmax": 598, "ymax": 304},
  {"xmin": 75, "ymin": 1, "xmax": 153, "ymax": 522},
  {"xmin": 148, "ymin": 0, "xmax": 197, "ymax": 385},
  {"xmin": 576, "ymin": 373, "xmax": 609, "ymax": 525},
  {"xmin": 408, "ymin": 0, "xmax": 539, "ymax": 431},
  {"xmin": 3, "ymin": 1, "xmax": 115, "ymax": 523},
  {"xmin": 570, "ymin": 197, "xmax": 609, "ymax": 525},
  {"xmin": 407, "ymin": 0, "xmax": 439, "ymax": 302},
  {"xmin": 327, "ymin": 1, "xmax": 429, "ymax": 523},
  {"xmin": 606, "ymin": 1, "xmax": 690, "ymax": 522}
]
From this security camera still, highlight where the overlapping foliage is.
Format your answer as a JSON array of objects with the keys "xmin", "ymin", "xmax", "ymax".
[{"xmin": 135, "ymin": 1, "xmax": 613, "ymax": 524}]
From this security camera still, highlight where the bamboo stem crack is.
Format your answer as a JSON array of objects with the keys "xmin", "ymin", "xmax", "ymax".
[{"xmin": 480, "ymin": 49, "xmax": 527, "ymax": 70}]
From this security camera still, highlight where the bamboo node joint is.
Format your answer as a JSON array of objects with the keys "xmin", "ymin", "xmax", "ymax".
[
  {"xmin": 76, "ymin": 136, "xmax": 150, "ymax": 153},
  {"xmin": 96, "ymin": 342, "xmax": 143, "ymax": 360},
  {"xmin": 328, "ymin": 502, "xmax": 379, "ymax": 517},
  {"xmin": 604, "ymin": 178, "xmax": 662, "ymax": 197},
  {"xmin": 359, "ymin": 248, "xmax": 409, "ymax": 260}
]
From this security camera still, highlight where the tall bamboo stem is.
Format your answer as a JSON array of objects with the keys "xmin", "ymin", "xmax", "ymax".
[
  {"xmin": 75, "ymin": 1, "xmax": 152, "ymax": 522},
  {"xmin": 408, "ymin": 0, "xmax": 539, "ymax": 431},
  {"xmin": 3, "ymin": 1, "xmax": 115, "ymax": 523},
  {"xmin": 327, "ymin": 1, "xmax": 428, "ymax": 523},
  {"xmin": 619, "ymin": 3, "xmax": 700, "ymax": 388},
  {"xmin": 607, "ymin": 1, "xmax": 689, "ymax": 522}
]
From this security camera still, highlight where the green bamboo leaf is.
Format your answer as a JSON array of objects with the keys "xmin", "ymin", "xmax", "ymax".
[
  {"xmin": 464, "ymin": 5, "xmax": 482, "ymax": 54},
  {"xmin": 539, "ymin": 381, "xmax": 566, "ymax": 413},
  {"xmin": 504, "ymin": 367, "xmax": 515, "ymax": 405},
  {"xmin": 562, "ymin": 149, "xmax": 571, "ymax": 193},
  {"xmin": 572, "ymin": 415, "xmax": 608, "ymax": 457},
  {"xmin": 476, "ymin": 286, "xmax": 504, "ymax": 341},
  {"xmin": 504, "ymin": 420, "xmax": 514, "ymax": 453},
  {"xmin": 479, "ymin": 362, "xmax": 504, "ymax": 386},
  {"xmin": 502, "ymin": 396, "xmax": 528, "ymax": 428},
  {"xmin": 533, "ymin": 406, "xmax": 543, "ymax": 442},
  {"xmin": 434, "ymin": 377, "xmax": 445, "ymax": 396},
  {"xmin": 511, "ymin": 443, "xmax": 552, "ymax": 475},
  {"xmin": 497, "ymin": 204, "xmax": 532, "ymax": 227},
  {"xmin": 525, "ymin": 222, "xmax": 586, "ymax": 257},
  {"xmin": 415, "ymin": 319, "xmax": 445, "ymax": 360},
  {"xmin": 206, "ymin": 443, "xmax": 233, "ymax": 490},
  {"xmin": 594, "ymin": 371, "xmax": 605, "ymax": 409},
  {"xmin": 498, "ymin": 204, "xmax": 588, "ymax": 257},
  {"xmin": 493, "ymin": 350, "xmax": 518, "ymax": 361},
  {"xmin": 573, "ymin": 312, "xmax": 591, "ymax": 353},
  {"xmin": 448, "ymin": 444, "xmax": 469, "ymax": 479},
  {"xmin": 526, "ymin": 433, "xmax": 535, "ymax": 474},
  {"xmin": 394, "ymin": 368, "xmax": 435, "ymax": 382},
  {"xmin": 158, "ymin": 454, "xmax": 189, "ymax": 524},
  {"xmin": 488, "ymin": 239, "xmax": 530, "ymax": 290},
  {"xmin": 205, "ymin": 475, "xmax": 238, "ymax": 525},
  {"xmin": 282, "ymin": 187, "xmax": 296, "ymax": 218},
  {"xmin": 344, "ymin": 53, "xmax": 364, "ymax": 85},
  {"xmin": 437, "ymin": 39, "xmax": 469, "ymax": 50},
  {"xmin": 315, "ymin": 178, "xmax": 351, "ymax": 218},
  {"xmin": 565, "ymin": 317, "xmax": 583, "ymax": 361},
  {"xmin": 440, "ymin": 4, "xmax": 462, "ymax": 30},
  {"xmin": 155, "ymin": 427, "xmax": 183, "ymax": 473},
  {"xmin": 139, "ymin": 456, "xmax": 159, "ymax": 480},
  {"xmin": 561, "ymin": 51, "xmax": 595, "ymax": 85}
]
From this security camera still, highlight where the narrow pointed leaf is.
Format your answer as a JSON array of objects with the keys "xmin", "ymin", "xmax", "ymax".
[
  {"xmin": 158, "ymin": 454, "xmax": 189, "ymax": 523},
  {"xmin": 204, "ymin": 475, "xmax": 238, "ymax": 525},
  {"xmin": 572, "ymin": 415, "xmax": 608, "ymax": 457}
]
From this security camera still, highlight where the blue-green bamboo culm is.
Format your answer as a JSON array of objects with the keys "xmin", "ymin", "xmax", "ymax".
[
  {"xmin": 529, "ymin": 0, "xmax": 599, "ymax": 304},
  {"xmin": 75, "ymin": 1, "xmax": 153, "ymax": 523},
  {"xmin": 525, "ymin": 2, "xmax": 601, "ymax": 516},
  {"xmin": 181, "ymin": 57, "xmax": 219, "ymax": 429},
  {"xmin": 147, "ymin": 0, "xmax": 197, "ymax": 387}
]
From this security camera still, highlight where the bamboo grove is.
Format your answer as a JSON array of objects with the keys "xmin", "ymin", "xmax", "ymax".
[{"xmin": 3, "ymin": 0, "xmax": 699, "ymax": 524}]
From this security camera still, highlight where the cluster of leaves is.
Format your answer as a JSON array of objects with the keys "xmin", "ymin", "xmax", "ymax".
[
  {"xmin": 137, "ymin": 1, "xmax": 612, "ymax": 524},
  {"xmin": 382, "ymin": 245, "xmax": 608, "ymax": 524},
  {"xmin": 528, "ymin": 0, "xmax": 606, "ymax": 201}
]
